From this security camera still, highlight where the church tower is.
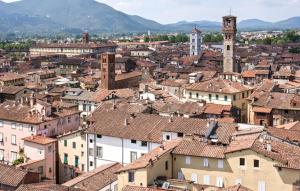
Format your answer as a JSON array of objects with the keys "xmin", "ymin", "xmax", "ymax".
[
  {"xmin": 222, "ymin": 16, "xmax": 238, "ymax": 73},
  {"xmin": 82, "ymin": 32, "xmax": 90, "ymax": 44},
  {"xmin": 101, "ymin": 53, "xmax": 115, "ymax": 90},
  {"xmin": 190, "ymin": 27, "xmax": 202, "ymax": 56}
]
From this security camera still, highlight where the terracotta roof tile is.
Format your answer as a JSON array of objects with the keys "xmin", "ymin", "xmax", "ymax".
[
  {"xmin": 217, "ymin": 184, "xmax": 253, "ymax": 191},
  {"xmin": 117, "ymin": 139, "xmax": 181, "ymax": 172},
  {"xmin": 185, "ymin": 78, "xmax": 252, "ymax": 94},
  {"xmin": 252, "ymin": 106, "xmax": 272, "ymax": 113},
  {"xmin": 87, "ymin": 110, "xmax": 169, "ymax": 143},
  {"xmin": 16, "ymin": 182, "xmax": 82, "ymax": 191},
  {"xmin": 172, "ymin": 137, "xmax": 226, "ymax": 158},
  {"xmin": 23, "ymin": 136, "xmax": 57, "ymax": 145},
  {"xmin": 203, "ymin": 104, "xmax": 232, "ymax": 115},
  {"xmin": 0, "ymin": 164, "xmax": 28, "ymax": 187},
  {"xmin": 63, "ymin": 163, "xmax": 122, "ymax": 191},
  {"xmin": 122, "ymin": 186, "xmax": 174, "ymax": 191}
]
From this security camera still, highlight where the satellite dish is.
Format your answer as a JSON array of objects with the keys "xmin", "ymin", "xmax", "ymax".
[{"xmin": 162, "ymin": 182, "xmax": 170, "ymax": 189}]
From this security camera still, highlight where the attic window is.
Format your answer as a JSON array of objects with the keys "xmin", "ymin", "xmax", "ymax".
[
  {"xmin": 141, "ymin": 141, "xmax": 147, "ymax": 147},
  {"xmin": 128, "ymin": 171, "xmax": 135, "ymax": 182},
  {"xmin": 239, "ymin": 158, "xmax": 245, "ymax": 167},
  {"xmin": 131, "ymin": 140, "xmax": 137, "ymax": 144},
  {"xmin": 254, "ymin": 159, "xmax": 260, "ymax": 168},
  {"xmin": 97, "ymin": 135, "xmax": 102, "ymax": 139}
]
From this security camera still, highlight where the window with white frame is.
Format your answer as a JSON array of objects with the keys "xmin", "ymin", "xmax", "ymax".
[
  {"xmin": 203, "ymin": 175, "xmax": 210, "ymax": 185},
  {"xmin": 11, "ymin": 123, "xmax": 16, "ymax": 129},
  {"xmin": 203, "ymin": 158, "xmax": 209, "ymax": 167},
  {"xmin": 191, "ymin": 173, "xmax": 197, "ymax": 183},
  {"xmin": 235, "ymin": 178, "xmax": 242, "ymax": 185},
  {"xmin": 185, "ymin": 156, "xmax": 191, "ymax": 165},
  {"xmin": 258, "ymin": 181, "xmax": 266, "ymax": 191},
  {"xmin": 130, "ymin": 151, "xmax": 137, "ymax": 163},
  {"xmin": 216, "ymin": 176, "xmax": 224, "ymax": 187},
  {"xmin": 11, "ymin": 151, "xmax": 17, "ymax": 162},
  {"xmin": 89, "ymin": 148, "xmax": 94, "ymax": 156},
  {"xmin": 96, "ymin": 146, "xmax": 103, "ymax": 158},
  {"xmin": 178, "ymin": 171, "xmax": 184, "ymax": 180},
  {"xmin": 0, "ymin": 133, "xmax": 3, "ymax": 142},
  {"xmin": 18, "ymin": 124, "xmax": 23, "ymax": 131},
  {"xmin": 11, "ymin": 135, "xmax": 16, "ymax": 145},
  {"xmin": 0, "ymin": 149, "xmax": 4, "ymax": 161},
  {"xmin": 218, "ymin": 159, "xmax": 224, "ymax": 169},
  {"xmin": 0, "ymin": 121, "xmax": 3, "ymax": 127}
]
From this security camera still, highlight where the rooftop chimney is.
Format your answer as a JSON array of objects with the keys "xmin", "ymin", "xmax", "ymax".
[
  {"xmin": 169, "ymin": 116, "xmax": 173, "ymax": 123},
  {"xmin": 124, "ymin": 118, "xmax": 129, "ymax": 127}
]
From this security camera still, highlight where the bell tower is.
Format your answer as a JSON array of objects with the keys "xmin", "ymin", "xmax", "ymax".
[
  {"xmin": 101, "ymin": 53, "xmax": 115, "ymax": 90},
  {"xmin": 190, "ymin": 27, "xmax": 202, "ymax": 56},
  {"xmin": 222, "ymin": 15, "xmax": 238, "ymax": 73},
  {"xmin": 82, "ymin": 32, "xmax": 89, "ymax": 44}
]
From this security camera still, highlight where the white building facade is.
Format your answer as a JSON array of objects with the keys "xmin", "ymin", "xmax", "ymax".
[
  {"xmin": 86, "ymin": 133, "xmax": 160, "ymax": 171},
  {"xmin": 190, "ymin": 28, "xmax": 203, "ymax": 56}
]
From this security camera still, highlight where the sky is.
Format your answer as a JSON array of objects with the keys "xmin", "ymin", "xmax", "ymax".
[{"xmin": 2, "ymin": 0, "xmax": 300, "ymax": 24}]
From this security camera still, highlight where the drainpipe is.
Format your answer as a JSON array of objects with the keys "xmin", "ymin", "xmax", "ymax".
[
  {"xmin": 121, "ymin": 138, "xmax": 124, "ymax": 165},
  {"xmin": 171, "ymin": 153, "xmax": 174, "ymax": 179},
  {"xmin": 86, "ymin": 133, "xmax": 89, "ymax": 172},
  {"xmin": 94, "ymin": 133, "xmax": 96, "ymax": 168}
]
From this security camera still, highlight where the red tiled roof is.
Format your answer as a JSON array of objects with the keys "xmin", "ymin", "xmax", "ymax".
[
  {"xmin": 117, "ymin": 139, "xmax": 182, "ymax": 172},
  {"xmin": 122, "ymin": 186, "xmax": 174, "ymax": 191},
  {"xmin": 172, "ymin": 137, "xmax": 226, "ymax": 159},
  {"xmin": 63, "ymin": 163, "xmax": 122, "ymax": 190},
  {"xmin": 185, "ymin": 78, "xmax": 251, "ymax": 94},
  {"xmin": 241, "ymin": 70, "xmax": 256, "ymax": 78},
  {"xmin": 252, "ymin": 106, "xmax": 272, "ymax": 113},
  {"xmin": 23, "ymin": 136, "xmax": 57, "ymax": 145}
]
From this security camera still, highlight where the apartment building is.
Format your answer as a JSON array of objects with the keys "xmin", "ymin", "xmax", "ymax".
[
  {"xmin": 57, "ymin": 129, "xmax": 87, "ymax": 183},
  {"xmin": 86, "ymin": 110, "xmax": 166, "ymax": 171},
  {"xmin": 184, "ymin": 78, "xmax": 253, "ymax": 122},
  {"xmin": 117, "ymin": 131, "xmax": 300, "ymax": 191},
  {"xmin": 0, "ymin": 72, "xmax": 26, "ymax": 86},
  {"xmin": 18, "ymin": 135, "xmax": 57, "ymax": 181},
  {"xmin": 0, "ymin": 98, "xmax": 80, "ymax": 164},
  {"xmin": 248, "ymin": 92, "xmax": 300, "ymax": 126},
  {"xmin": 62, "ymin": 88, "xmax": 135, "ymax": 121}
]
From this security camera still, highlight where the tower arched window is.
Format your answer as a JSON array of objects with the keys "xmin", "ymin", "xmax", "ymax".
[{"xmin": 227, "ymin": 45, "xmax": 230, "ymax": 51}]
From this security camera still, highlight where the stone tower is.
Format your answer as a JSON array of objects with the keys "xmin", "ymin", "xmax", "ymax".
[
  {"xmin": 82, "ymin": 32, "xmax": 89, "ymax": 44},
  {"xmin": 222, "ymin": 16, "xmax": 238, "ymax": 73},
  {"xmin": 101, "ymin": 53, "xmax": 115, "ymax": 90},
  {"xmin": 190, "ymin": 27, "xmax": 202, "ymax": 56}
]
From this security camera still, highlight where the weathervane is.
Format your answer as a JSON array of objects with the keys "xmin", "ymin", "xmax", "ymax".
[{"xmin": 229, "ymin": 8, "xmax": 232, "ymax": 16}]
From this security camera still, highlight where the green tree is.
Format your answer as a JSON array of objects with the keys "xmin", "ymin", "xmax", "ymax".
[
  {"xmin": 144, "ymin": 36, "xmax": 150, "ymax": 42},
  {"xmin": 169, "ymin": 35, "xmax": 176, "ymax": 43}
]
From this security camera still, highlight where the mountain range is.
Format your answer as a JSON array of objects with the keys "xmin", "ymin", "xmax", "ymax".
[{"xmin": 0, "ymin": 0, "xmax": 300, "ymax": 35}]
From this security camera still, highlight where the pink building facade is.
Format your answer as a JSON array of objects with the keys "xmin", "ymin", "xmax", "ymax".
[
  {"xmin": 0, "ymin": 100, "xmax": 80, "ymax": 164},
  {"xmin": 19, "ymin": 136, "xmax": 57, "ymax": 181}
]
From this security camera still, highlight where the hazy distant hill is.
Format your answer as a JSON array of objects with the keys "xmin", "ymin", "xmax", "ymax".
[
  {"xmin": 166, "ymin": 20, "xmax": 221, "ymax": 32},
  {"xmin": 168, "ymin": 17, "xmax": 300, "ymax": 32},
  {"xmin": 0, "ymin": 0, "xmax": 299, "ymax": 34},
  {"xmin": 238, "ymin": 19, "xmax": 273, "ymax": 30},
  {"xmin": 0, "ymin": 0, "xmax": 163, "ymax": 33}
]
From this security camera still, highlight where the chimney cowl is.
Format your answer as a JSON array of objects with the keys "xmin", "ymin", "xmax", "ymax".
[{"xmin": 124, "ymin": 118, "xmax": 129, "ymax": 127}]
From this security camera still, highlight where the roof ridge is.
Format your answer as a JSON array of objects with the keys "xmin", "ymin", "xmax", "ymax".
[{"xmin": 63, "ymin": 163, "xmax": 118, "ymax": 187}]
